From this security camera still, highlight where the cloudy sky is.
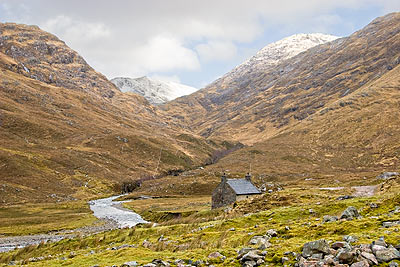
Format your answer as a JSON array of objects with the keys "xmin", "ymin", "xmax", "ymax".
[{"xmin": 0, "ymin": 0, "xmax": 399, "ymax": 88}]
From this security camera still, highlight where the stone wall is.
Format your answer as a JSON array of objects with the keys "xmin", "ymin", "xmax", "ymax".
[{"xmin": 211, "ymin": 182, "xmax": 236, "ymax": 209}]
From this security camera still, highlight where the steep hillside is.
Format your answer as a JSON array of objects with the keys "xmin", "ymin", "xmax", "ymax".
[
  {"xmin": 205, "ymin": 63, "xmax": 400, "ymax": 185},
  {"xmin": 163, "ymin": 13, "xmax": 400, "ymax": 144},
  {"xmin": 0, "ymin": 23, "xmax": 221, "ymax": 204},
  {"xmin": 214, "ymin": 33, "xmax": 338, "ymax": 89},
  {"xmin": 111, "ymin": 76, "xmax": 197, "ymax": 105}
]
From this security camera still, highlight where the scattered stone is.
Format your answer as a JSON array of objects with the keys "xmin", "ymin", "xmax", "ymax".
[
  {"xmin": 266, "ymin": 229, "xmax": 278, "ymax": 237},
  {"xmin": 281, "ymin": 256, "xmax": 289, "ymax": 264},
  {"xmin": 208, "ymin": 252, "xmax": 226, "ymax": 262},
  {"xmin": 120, "ymin": 261, "xmax": 138, "ymax": 267},
  {"xmin": 369, "ymin": 203, "xmax": 379, "ymax": 209},
  {"xmin": 323, "ymin": 215, "xmax": 338, "ymax": 223},
  {"xmin": 151, "ymin": 259, "xmax": 170, "ymax": 266},
  {"xmin": 302, "ymin": 239, "xmax": 330, "ymax": 258},
  {"xmin": 142, "ymin": 240, "xmax": 152, "ymax": 248},
  {"xmin": 389, "ymin": 261, "xmax": 399, "ymax": 267},
  {"xmin": 337, "ymin": 195, "xmax": 355, "ymax": 201},
  {"xmin": 383, "ymin": 221, "xmax": 400, "ymax": 228},
  {"xmin": 249, "ymin": 235, "xmax": 271, "ymax": 249},
  {"xmin": 340, "ymin": 206, "xmax": 361, "ymax": 220}
]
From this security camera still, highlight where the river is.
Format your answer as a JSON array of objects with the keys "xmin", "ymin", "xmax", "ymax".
[
  {"xmin": 89, "ymin": 195, "xmax": 148, "ymax": 228},
  {"xmin": 0, "ymin": 195, "xmax": 147, "ymax": 253}
]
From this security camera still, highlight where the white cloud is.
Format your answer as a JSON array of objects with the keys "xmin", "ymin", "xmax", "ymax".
[
  {"xmin": 150, "ymin": 74, "xmax": 181, "ymax": 83},
  {"xmin": 1, "ymin": 0, "xmax": 399, "ymax": 86},
  {"xmin": 130, "ymin": 35, "xmax": 200, "ymax": 73},
  {"xmin": 196, "ymin": 41, "xmax": 237, "ymax": 62},
  {"xmin": 42, "ymin": 15, "xmax": 111, "ymax": 43}
]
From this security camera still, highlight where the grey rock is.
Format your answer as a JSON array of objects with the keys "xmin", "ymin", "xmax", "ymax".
[
  {"xmin": 266, "ymin": 229, "xmax": 278, "ymax": 237},
  {"xmin": 242, "ymin": 260, "xmax": 257, "ymax": 267},
  {"xmin": 340, "ymin": 206, "xmax": 361, "ymax": 220},
  {"xmin": 309, "ymin": 253, "xmax": 323, "ymax": 260},
  {"xmin": 323, "ymin": 215, "xmax": 338, "ymax": 223},
  {"xmin": 372, "ymin": 245, "xmax": 387, "ymax": 255},
  {"xmin": 361, "ymin": 252, "xmax": 378, "ymax": 265},
  {"xmin": 249, "ymin": 235, "xmax": 270, "ymax": 248},
  {"xmin": 373, "ymin": 237, "xmax": 387, "ymax": 247},
  {"xmin": 336, "ymin": 248, "xmax": 356, "ymax": 264},
  {"xmin": 337, "ymin": 195, "xmax": 355, "ymax": 201},
  {"xmin": 344, "ymin": 235, "xmax": 358, "ymax": 243},
  {"xmin": 240, "ymin": 250, "xmax": 264, "ymax": 262},
  {"xmin": 375, "ymin": 246, "xmax": 400, "ymax": 263},
  {"xmin": 151, "ymin": 259, "xmax": 170, "ymax": 266},
  {"xmin": 237, "ymin": 247, "xmax": 255, "ymax": 258},
  {"xmin": 302, "ymin": 239, "xmax": 330, "ymax": 258},
  {"xmin": 383, "ymin": 221, "xmax": 400, "ymax": 228},
  {"xmin": 350, "ymin": 260, "xmax": 370, "ymax": 267},
  {"xmin": 208, "ymin": 252, "xmax": 226, "ymax": 262},
  {"xmin": 377, "ymin": 172, "xmax": 399, "ymax": 179},
  {"xmin": 281, "ymin": 256, "xmax": 289, "ymax": 264},
  {"xmin": 389, "ymin": 261, "xmax": 399, "ymax": 267},
  {"xmin": 332, "ymin": 241, "xmax": 351, "ymax": 250},
  {"xmin": 120, "ymin": 261, "xmax": 138, "ymax": 267}
]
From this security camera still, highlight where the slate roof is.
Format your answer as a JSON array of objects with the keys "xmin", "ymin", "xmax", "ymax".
[{"xmin": 226, "ymin": 179, "xmax": 261, "ymax": 195}]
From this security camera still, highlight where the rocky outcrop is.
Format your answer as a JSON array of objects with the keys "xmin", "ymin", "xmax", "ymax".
[{"xmin": 296, "ymin": 237, "xmax": 400, "ymax": 266}]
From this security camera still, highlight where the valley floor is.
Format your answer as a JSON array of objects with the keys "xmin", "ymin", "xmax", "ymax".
[{"xmin": 0, "ymin": 179, "xmax": 399, "ymax": 266}]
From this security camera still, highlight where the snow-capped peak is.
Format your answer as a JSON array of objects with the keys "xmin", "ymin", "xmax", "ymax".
[
  {"xmin": 111, "ymin": 76, "xmax": 198, "ymax": 105},
  {"xmin": 218, "ymin": 33, "xmax": 339, "ymax": 83}
]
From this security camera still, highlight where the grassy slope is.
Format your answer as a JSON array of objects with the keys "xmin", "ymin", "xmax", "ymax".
[
  {"xmin": 0, "ymin": 23, "xmax": 223, "ymax": 204},
  {"xmin": 1, "ymin": 180, "xmax": 399, "ymax": 266}
]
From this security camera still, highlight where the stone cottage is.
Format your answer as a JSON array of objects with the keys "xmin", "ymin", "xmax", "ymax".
[{"xmin": 212, "ymin": 173, "xmax": 261, "ymax": 209}]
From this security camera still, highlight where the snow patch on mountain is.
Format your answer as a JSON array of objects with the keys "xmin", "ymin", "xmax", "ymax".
[
  {"xmin": 218, "ymin": 33, "xmax": 339, "ymax": 83},
  {"xmin": 111, "ymin": 76, "xmax": 198, "ymax": 105}
]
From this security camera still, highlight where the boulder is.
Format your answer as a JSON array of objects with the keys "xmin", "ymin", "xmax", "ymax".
[
  {"xmin": 208, "ymin": 252, "xmax": 226, "ymax": 262},
  {"xmin": 350, "ymin": 260, "xmax": 369, "ymax": 267},
  {"xmin": 377, "ymin": 172, "xmax": 399, "ymax": 179},
  {"xmin": 336, "ymin": 248, "xmax": 356, "ymax": 264},
  {"xmin": 302, "ymin": 239, "xmax": 330, "ymax": 258},
  {"xmin": 375, "ymin": 246, "xmax": 400, "ymax": 263},
  {"xmin": 266, "ymin": 229, "xmax": 278, "ymax": 237},
  {"xmin": 151, "ymin": 259, "xmax": 170, "ymax": 267},
  {"xmin": 340, "ymin": 207, "xmax": 361, "ymax": 220},
  {"xmin": 120, "ymin": 261, "xmax": 138, "ymax": 267},
  {"xmin": 361, "ymin": 252, "xmax": 378, "ymax": 265},
  {"xmin": 240, "ymin": 250, "xmax": 264, "ymax": 262},
  {"xmin": 323, "ymin": 215, "xmax": 338, "ymax": 223},
  {"xmin": 332, "ymin": 242, "xmax": 351, "ymax": 250}
]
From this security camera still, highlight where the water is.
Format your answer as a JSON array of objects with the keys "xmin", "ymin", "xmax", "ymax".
[{"xmin": 89, "ymin": 195, "xmax": 148, "ymax": 228}]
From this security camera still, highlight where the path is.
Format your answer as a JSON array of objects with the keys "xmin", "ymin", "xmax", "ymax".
[{"xmin": 319, "ymin": 185, "xmax": 379, "ymax": 197}]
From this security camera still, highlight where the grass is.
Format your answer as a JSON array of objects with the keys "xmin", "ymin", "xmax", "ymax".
[
  {"xmin": 0, "ymin": 201, "xmax": 96, "ymax": 236},
  {"xmin": 121, "ymin": 196, "xmax": 211, "ymax": 222},
  {"xmin": 1, "ymin": 182, "xmax": 399, "ymax": 266}
]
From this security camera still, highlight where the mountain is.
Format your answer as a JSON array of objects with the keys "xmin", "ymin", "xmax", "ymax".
[
  {"xmin": 217, "ymin": 33, "xmax": 339, "ymax": 87},
  {"xmin": 0, "ymin": 23, "xmax": 223, "ymax": 204},
  {"xmin": 111, "ymin": 76, "xmax": 198, "ymax": 105},
  {"xmin": 150, "ymin": 12, "xmax": 400, "ymax": 194},
  {"xmin": 163, "ymin": 13, "xmax": 400, "ymax": 144}
]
